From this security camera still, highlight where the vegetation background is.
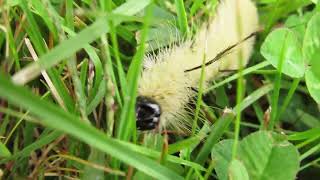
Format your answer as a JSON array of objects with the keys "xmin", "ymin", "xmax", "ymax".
[{"xmin": 0, "ymin": 0, "xmax": 320, "ymax": 179}]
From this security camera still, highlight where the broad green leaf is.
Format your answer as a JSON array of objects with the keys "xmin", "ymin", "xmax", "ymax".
[
  {"xmin": 303, "ymin": 13, "xmax": 320, "ymax": 78},
  {"xmin": 228, "ymin": 159, "xmax": 249, "ymax": 180},
  {"xmin": 285, "ymin": 13, "xmax": 313, "ymax": 42},
  {"xmin": 239, "ymin": 131, "xmax": 300, "ymax": 180},
  {"xmin": 305, "ymin": 69, "xmax": 320, "ymax": 103},
  {"xmin": 259, "ymin": 0, "xmax": 312, "ymax": 35},
  {"xmin": 212, "ymin": 131, "xmax": 300, "ymax": 180},
  {"xmin": 261, "ymin": 28, "xmax": 304, "ymax": 78},
  {"xmin": 211, "ymin": 140, "xmax": 234, "ymax": 180},
  {"xmin": 0, "ymin": 142, "xmax": 11, "ymax": 158}
]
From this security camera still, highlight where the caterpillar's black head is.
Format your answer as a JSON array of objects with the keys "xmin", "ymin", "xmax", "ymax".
[{"xmin": 136, "ymin": 96, "xmax": 161, "ymax": 130}]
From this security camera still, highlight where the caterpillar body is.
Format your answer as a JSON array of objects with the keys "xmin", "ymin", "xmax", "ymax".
[{"xmin": 135, "ymin": 0, "xmax": 259, "ymax": 131}]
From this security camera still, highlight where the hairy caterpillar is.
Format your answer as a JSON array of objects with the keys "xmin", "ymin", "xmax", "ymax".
[{"xmin": 136, "ymin": 0, "xmax": 259, "ymax": 131}]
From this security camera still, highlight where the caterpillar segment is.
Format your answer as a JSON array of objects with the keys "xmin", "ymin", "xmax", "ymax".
[{"xmin": 136, "ymin": 0, "xmax": 259, "ymax": 131}]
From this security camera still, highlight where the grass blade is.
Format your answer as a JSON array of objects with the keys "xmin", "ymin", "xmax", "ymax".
[
  {"xmin": 0, "ymin": 74, "xmax": 182, "ymax": 180},
  {"xmin": 174, "ymin": 0, "xmax": 189, "ymax": 36},
  {"xmin": 12, "ymin": 0, "xmax": 152, "ymax": 85},
  {"xmin": 195, "ymin": 111, "xmax": 235, "ymax": 164},
  {"xmin": 117, "ymin": 4, "xmax": 153, "ymax": 141}
]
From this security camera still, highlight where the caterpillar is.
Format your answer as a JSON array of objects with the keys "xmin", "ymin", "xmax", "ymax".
[{"xmin": 135, "ymin": 0, "xmax": 259, "ymax": 132}]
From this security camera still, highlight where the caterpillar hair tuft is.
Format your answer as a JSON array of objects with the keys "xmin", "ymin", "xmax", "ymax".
[{"xmin": 136, "ymin": 0, "xmax": 259, "ymax": 132}]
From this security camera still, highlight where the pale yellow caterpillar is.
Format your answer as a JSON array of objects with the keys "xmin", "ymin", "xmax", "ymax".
[{"xmin": 135, "ymin": 0, "xmax": 259, "ymax": 132}]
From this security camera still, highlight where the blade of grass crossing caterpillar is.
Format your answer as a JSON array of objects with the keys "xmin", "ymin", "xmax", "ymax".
[
  {"xmin": 0, "ymin": 74, "xmax": 183, "ymax": 180},
  {"xmin": 117, "ymin": 4, "xmax": 154, "ymax": 141}
]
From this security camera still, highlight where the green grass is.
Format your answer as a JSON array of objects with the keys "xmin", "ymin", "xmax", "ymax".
[{"xmin": 0, "ymin": 0, "xmax": 320, "ymax": 179}]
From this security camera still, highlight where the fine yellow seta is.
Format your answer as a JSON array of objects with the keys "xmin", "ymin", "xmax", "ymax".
[{"xmin": 136, "ymin": 0, "xmax": 259, "ymax": 132}]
